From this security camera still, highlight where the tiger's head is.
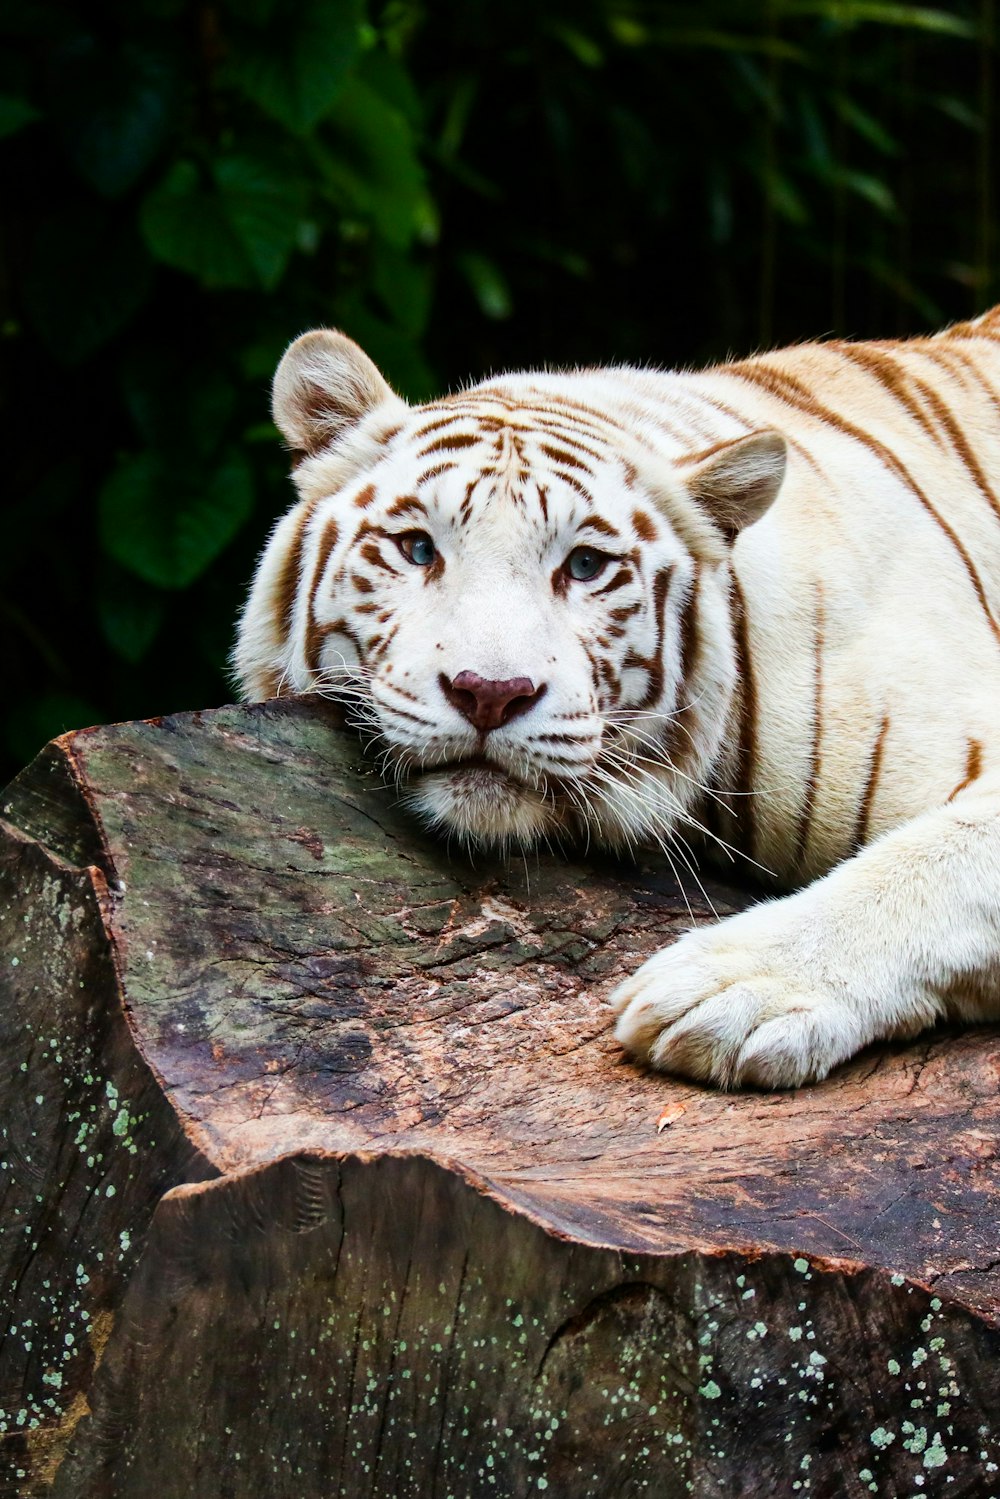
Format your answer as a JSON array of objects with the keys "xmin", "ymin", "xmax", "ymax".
[{"xmin": 234, "ymin": 331, "xmax": 786, "ymax": 853}]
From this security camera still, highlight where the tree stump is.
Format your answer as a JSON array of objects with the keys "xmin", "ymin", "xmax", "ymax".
[{"xmin": 3, "ymin": 698, "xmax": 1000, "ymax": 1498}]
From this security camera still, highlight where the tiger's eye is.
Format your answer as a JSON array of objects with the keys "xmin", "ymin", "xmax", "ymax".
[
  {"xmin": 565, "ymin": 545, "xmax": 609, "ymax": 582},
  {"xmin": 397, "ymin": 531, "xmax": 437, "ymax": 566}
]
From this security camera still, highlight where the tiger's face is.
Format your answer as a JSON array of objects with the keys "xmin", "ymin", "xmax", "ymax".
[{"xmin": 235, "ymin": 331, "xmax": 785, "ymax": 853}]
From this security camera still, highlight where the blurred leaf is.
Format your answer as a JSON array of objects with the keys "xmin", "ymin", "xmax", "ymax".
[
  {"xmin": 225, "ymin": 0, "xmax": 364, "ymax": 133},
  {"xmin": 545, "ymin": 22, "xmax": 604, "ymax": 68},
  {"xmin": 608, "ymin": 16, "xmax": 648, "ymax": 45},
  {"xmin": 438, "ymin": 75, "xmax": 477, "ymax": 160},
  {"xmin": 22, "ymin": 207, "xmax": 152, "ymax": 362},
  {"xmin": 48, "ymin": 36, "xmax": 179, "ymax": 196},
  {"xmin": 321, "ymin": 78, "xmax": 429, "ymax": 248},
  {"xmin": 97, "ymin": 574, "xmax": 166, "ymax": 663},
  {"xmin": 216, "ymin": 154, "xmax": 311, "ymax": 287},
  {"xmin": 651, "ymin": 30, "xmax": 807, "ymax": 61},
  {"xmin": 141, "ymin": 153, "xmax": 308, "ymax": 289},
  {"xmin": 706, "ymin": 164, "xmax": 734, "ymax": 245},
  {"xmin": 0, "ymin": 92, "xmax": 39, "ymax": 137},
  {"xmin": 782, "ymin": 2, "xmax": 975, "ymax": 36},
  {"xmin": 759, "ymin": 167, "xmax": 811, "ymax": 226},
  {"xmin": 510, "ymin": 235, "xmax": 590, "ymax": 278},
  {"xmin": 831, "ymin": 93, "xmax": 900, "ymax": 154},
  {"xmin": 833, "ymin": 165, "xmax": 898, "ymax": 215},
  {"xmin": 100, "ymin": 448, "xmax": 255, "ymax": 589},
  {"xmin": 371, "ymin": 242, "xmax": 433, "ymax": 336},
  {"xmin": 119, "ymin": 351, "xmax": 236, "ymax": 458},
  {"xmin": 359, "ymin": 48, "xmax": 423, "ymax": 126},
  {"xmin": 930, "ymin": 93, "xmax": 982, "ymax": 129},
  {"xmin": 866, "ymin": 257, "xmax": 941, "ymax": 320},
  {"xmin": 797, "ymin": 93, "xmax": 833, "ymax": 171},
  {"xmin": 456, "ymin": 251, "xmax": 513, "ymax": 320},
  {"xmin": 5, "ymin": 692, "xmax": 103, "ymax": 769},
  {"xmin": 141, "ymin": 161, "xmax": 253, "ymax": 287}
]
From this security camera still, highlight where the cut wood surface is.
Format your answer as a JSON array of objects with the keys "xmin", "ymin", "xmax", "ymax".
[{"xmin": 2, "ymin": 698, "xmax": 1000, "ymax": 1497}]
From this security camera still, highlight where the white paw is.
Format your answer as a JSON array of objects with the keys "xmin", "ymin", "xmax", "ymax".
[{"xmin": 610, "ymin": 903, "xmax": 866, "ymax": 1090}]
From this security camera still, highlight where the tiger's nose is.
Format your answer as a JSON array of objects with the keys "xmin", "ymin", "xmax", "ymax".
[{"xmin": 440, "ymin": 671, "xmax": 547, "ymax": 733}]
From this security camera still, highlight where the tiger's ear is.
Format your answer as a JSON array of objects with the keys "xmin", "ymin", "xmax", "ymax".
[
  {"xmin": 681, "ymin": 431, "xmax": 787, "ymax": 542},
  {"xmin": 272, "ymin": 329, "xmax": 404, "ymax": 458}
]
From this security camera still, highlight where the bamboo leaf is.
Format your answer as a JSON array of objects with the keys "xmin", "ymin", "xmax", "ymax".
[
  {"xmin": 781, "ymin": 2, "xmax": 975, "ymax": 37},
  {"xmin": 831, "ymin": 93, "xmax": 900, "ymax": 155},
  {"xmin": 456, "ymin": 251, "xmax": 513, "ymax": 320}
]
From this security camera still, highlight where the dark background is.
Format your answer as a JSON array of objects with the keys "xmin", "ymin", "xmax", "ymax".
[{"xmin": 1, "ymin": 0, "xmax": 996, "ymax": 782}]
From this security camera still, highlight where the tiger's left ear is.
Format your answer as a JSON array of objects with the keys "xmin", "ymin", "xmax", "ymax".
[
  {"xmin": 681, "ymin": 431, "xmax": 787, "ymax": 542},
  {"xmin": 272, "ymin": 328, "xmax": 406, "ymax": 459}
]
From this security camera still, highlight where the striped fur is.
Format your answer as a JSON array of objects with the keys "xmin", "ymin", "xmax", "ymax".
[{"xmin": 234, "ymin": 316, "xmax": 1000, "ymax": 1088}]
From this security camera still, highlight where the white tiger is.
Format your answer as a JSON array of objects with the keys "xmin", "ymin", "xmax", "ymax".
[{"xmin": 234, "ymin": 316, "xmax": 1000, "ymax": 1090}]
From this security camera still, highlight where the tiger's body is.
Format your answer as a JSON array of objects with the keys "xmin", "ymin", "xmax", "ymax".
[{"xmin": 235, "ymin": 313, "xmax": 1000, "ymax": 1089}]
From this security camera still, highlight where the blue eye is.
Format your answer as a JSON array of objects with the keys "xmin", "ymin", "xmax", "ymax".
[
  {"xmin": 397, "ymin": 531, "xmax": 437, "ymax": 567},
  {"xmin": 564, "ymin": 546, "xmax": 609, "ymax": 582}
]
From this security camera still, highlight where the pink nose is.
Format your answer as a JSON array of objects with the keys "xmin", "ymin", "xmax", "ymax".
[{"xmin": 440, "ymin": 671, "xmax": 546, "ymax": 733}]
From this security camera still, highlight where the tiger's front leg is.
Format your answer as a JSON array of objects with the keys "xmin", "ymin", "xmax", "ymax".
[{"xmin": 611, "ymin": 775, "xmax": 1000, "ymax": 1089}]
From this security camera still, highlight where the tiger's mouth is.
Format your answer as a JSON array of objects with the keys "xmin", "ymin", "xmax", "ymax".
[
  {"xmin": 405, "ymin": 753, "xmax": 561, "ymax": 846},
  {"xmin": 423, "ymin": 754, "xmax": 522, "ymax": 786}
]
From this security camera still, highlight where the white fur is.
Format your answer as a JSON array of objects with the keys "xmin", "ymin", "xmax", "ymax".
[{"xmin": 235, "ymin": 317, "xmax": 1000, "ymax": 1088}]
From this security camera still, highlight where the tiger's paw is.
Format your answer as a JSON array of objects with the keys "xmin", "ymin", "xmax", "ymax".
[{"xmin": 610, "ymin": 906, "xmax": 864, "ymax": 1090}]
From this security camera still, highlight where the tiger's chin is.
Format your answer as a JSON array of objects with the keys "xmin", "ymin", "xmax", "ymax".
[{"xmin": 406, "ymin": 760, "xmax": 560, "ymax": 848}]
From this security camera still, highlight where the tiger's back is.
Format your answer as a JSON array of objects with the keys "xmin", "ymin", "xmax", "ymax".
[{"xmin": 689, "ymin": 315, "xmax": 1000, "ymax": 882}]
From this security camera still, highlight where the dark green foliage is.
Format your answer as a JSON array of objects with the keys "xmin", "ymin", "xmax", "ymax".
[{"xmin": 0, "ymin": 0, "xmax": 994, "ymax": 777}]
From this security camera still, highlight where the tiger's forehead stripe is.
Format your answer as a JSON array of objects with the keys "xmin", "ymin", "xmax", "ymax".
[
  {"xmin": 387, "ymin": 494, "xmax": 428, "ymax": 519},
  {"xmin": 418, "ymin": 431, "xmax": 481, "ymax": 457},
  {"xmin": 577, "ymin": 515, "xmax": 620, "ymax": 538},
  {"xmin": 551, "ymin": 470, "xmax": 593, "ymax": 502},
  {"xmin": 416, "ymin": 462, "xmax": 457, "ymax": 486},
  {"xmin": 413, "ymin": 413, "xmax": 464, "ymax": 439},
  {"xmin": 538, "ymin": 442, "xmax": 594, "ymax": 474}
]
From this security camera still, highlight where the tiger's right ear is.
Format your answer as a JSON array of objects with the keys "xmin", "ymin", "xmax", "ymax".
[{"xmin": 272, "ymin": 329, "xmax": 404, "ymax": 458}]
